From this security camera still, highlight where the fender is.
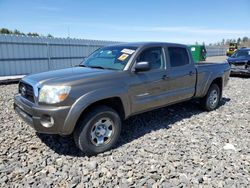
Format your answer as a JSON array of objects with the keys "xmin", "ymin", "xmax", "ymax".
[
  {"xmin": 61, "ymin": 86, "xmax": 130, "ymax": 135},
  {"xmin": 201, "ymin": 72, "xmax": 224, "ymax": 97}
]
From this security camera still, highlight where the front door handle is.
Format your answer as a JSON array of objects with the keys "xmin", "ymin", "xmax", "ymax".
[{"xmin": 162, "ymin": 75, "xmax": 169, "ymax": 80}]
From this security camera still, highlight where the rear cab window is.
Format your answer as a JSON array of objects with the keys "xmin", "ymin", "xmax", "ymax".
[{"xmin": 168, "ymin": 47, "xmax": 190, "ymax": 67}]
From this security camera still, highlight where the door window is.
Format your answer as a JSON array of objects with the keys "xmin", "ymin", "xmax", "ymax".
[
  {"xmin": 168, "ymin": 47, "xmax": 190, "ymax": 67},
  {"xmin": 136, "ymin": 47, "xmax": 164, "ymax": 70}
]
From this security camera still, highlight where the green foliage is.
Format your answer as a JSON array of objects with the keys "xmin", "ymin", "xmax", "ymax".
[
  {"xmin": 219, "ymin": 37, "xmax": 250, "ymax": 47},
  {"xmin": 0, "ymin": 28, "xmax": 11, "ymax": 34},
  {"xmin": 0, "ymin": 28, "xmax": 53, "ymax": 38},
  {"xmin": 27, "ymin": 32, "xmax": 39, "ymax": 37},
  {"xmin": 242, "ymin": 36, "xmax": 249, "ymax": 42},
  {"xmin": 47, "ymin": 34, "xmax": 53, "ymax": 38}
]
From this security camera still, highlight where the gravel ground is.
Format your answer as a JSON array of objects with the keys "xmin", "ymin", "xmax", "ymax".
[
  {"xmin": 206, "ymin": 56, "xmax": 227, "ymax": 63},
  {"xmin": 0, "ymin": 77, "xmax": 250, "ymax": 188}
]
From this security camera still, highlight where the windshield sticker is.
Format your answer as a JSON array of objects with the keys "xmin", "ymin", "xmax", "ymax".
[
  {"xmin": 118, "ymin": 54, "xmax": 129, "ymax": 61},
  {"xmin": 121, "ymin": 48, "xmax": 135, "ymax": 55},
  {"xmin": 191, "ymin": 47, "xmax": 195, "ymax": 51}
]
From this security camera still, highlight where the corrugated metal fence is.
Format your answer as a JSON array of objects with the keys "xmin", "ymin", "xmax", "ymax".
[
  {"xmin": 0, "ymin": 35, "xmax": 119, "ymax": 76},
  {"xmin": 0, "ymin": 34, "xmax": 226, "ymax": 76},
  {"xmin": 206, "ymin": 46, "xmax": 226, "ymax": 57}
]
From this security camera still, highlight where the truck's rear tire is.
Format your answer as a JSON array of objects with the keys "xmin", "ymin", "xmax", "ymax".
[
  {"xmin": 74, "ymin": 105, "xmax": 121, "ymax": 156},
  {"xmin": 201, "ymin": 84, "xmax": 221, "ymax": 111}
]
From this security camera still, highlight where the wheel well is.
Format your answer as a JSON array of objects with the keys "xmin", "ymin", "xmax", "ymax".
[
  {"xmin": 211, "ymin": 77, "xmax": 223, "ymax": 97},
  {"xmin": 77, "ymin": 97, "xmax": 125, "ymax": 123}
]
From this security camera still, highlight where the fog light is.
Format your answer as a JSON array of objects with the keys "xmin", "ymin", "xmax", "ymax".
[{"xmin": 40, "ymin": 115, "xmax": 54, "ymax": 128}]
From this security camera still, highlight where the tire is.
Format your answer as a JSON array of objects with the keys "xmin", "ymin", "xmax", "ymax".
[
  {"xmin": 201, "ymin": 84, "xmax": 221, "ymax": 111},
  {"xmin": 74, "ymin": 105, "xmax": 121, "ymax": 156}
]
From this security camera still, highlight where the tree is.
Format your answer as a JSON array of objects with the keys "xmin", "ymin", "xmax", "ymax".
[
  {"xmin": 0, "ymin": 28, "xmax": 55, "ymax": 37},
  {"xmin": 13, "ymin": 29, "xmax": 21, "ymax": 35},
  {"xmin": 27, "ymin": 32, "xmax": 39, "ymax": 37},
  {"xmin": 13, "ymin": 29, "xmax": 25, "ymax": 35},
  {"xmin": 0, "ymin": 28, "xmax": 12, "ymax": 34},
  {"xmin": 47, "ymin": 34, "xmax": 53, "ymax": 38},
  {"xmin": 221, "ymin": 39, "xmax": 225, "ymax": 45},
  {"xmin": 237, "ymin": 37, "xmax": 241, "ymax": 44},
  {"xmin": 242, "ymin": 36, "xmax": 249, "ymax": 42}
]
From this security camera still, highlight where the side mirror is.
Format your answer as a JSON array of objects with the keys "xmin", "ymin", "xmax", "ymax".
[{"xmin": 134, "ymin": 61, "xmax": 151, "ymax": 72}]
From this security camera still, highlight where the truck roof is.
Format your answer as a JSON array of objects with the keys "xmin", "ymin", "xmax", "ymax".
[{"xmin": 107, "ymin": 42, "xmax": 187, "ymax": 48}]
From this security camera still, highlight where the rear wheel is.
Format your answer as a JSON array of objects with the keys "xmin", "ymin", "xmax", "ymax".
[
  {"xmin": 201, "ymin": 84, "xmax": 221, "ymax": 111},
  {"xmin": 74, "ymin": 105, "xmax": 121, "ymax": 156}
]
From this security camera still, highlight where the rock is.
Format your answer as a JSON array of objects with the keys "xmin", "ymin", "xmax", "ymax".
[
  {"xmin": 161, "ymin": 181, "xmax": 173, "ymax": 187},
  {"xmin": 92, "ymin": 179, "xmax": 100, "ymax": 187},
  {"xmin": 127, "ymin": 171, "xmax": 133, "ymax": 177},
  {"xmin": 55, "ymin": 158, "xmax": 63, "ymax": 166},
  {"xmin": 45, "ymin": 166, "xmax": 56, "ymax": 174},
  {"xmin": 198, "ymin": 177, "xmax": 204, "ymax": 184},
  {"xmin": 179, "ymin": 173, "xmax": 189, "ymax": 183},
  {"xmin": 86, "ymin": 161, "xmax": 97, "ymax": 170},
  {"xmin": 223, "ymin": 143, "xmax": 236, "ymax": 151},
  {"xmin": 0, "ymin": 176, "xmax": 8, "ymax": 184},
  {"xmin": 147, "ymin": 178, "xmax": 156, "ymax": 185}
]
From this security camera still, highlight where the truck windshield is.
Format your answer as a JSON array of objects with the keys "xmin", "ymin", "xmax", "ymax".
[
  {"xmin": 231, "ymin": 50, "xmax": 250, "ymax": 58},
  {"xmin": 80, "ymin": 46, "xmax": 137, "ymax": 70}
]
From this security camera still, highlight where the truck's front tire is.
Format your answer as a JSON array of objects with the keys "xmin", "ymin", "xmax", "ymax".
[
  {"xmin": 201, "ymin": 84, "xmax": 221, "ymax": 111},
  {"xmin": 74, "ymin": 106, "xmax": 121, "ymax": 156}
]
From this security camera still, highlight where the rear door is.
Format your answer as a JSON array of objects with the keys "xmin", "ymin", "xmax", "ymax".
[{"xmin": 163, "ymin": 46, "xmax": 196, "ymax": 103}]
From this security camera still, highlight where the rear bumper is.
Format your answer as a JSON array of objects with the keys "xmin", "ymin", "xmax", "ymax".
[{"xmin": 14, "ymin": 94, "xmax": 72, "ymax": 135}]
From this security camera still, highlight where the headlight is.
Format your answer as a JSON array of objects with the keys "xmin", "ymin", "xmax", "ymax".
[{"xmin": 39, "ymin": 85, "xmax": 71, "ymax": 104}]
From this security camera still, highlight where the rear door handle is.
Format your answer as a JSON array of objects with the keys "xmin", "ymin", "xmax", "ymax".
[{"xmin": 189, "ymin": 71, "xmax": 194, "ymax": 76}]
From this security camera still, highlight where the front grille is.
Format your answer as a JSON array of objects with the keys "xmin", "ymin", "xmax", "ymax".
[
  {"xmin": 235, "ymin": 62, "xmax": 246, "ymax": 66},
  {"xmin": 19, "ymin": 82, "xmax": 35, "ymax": 103}
]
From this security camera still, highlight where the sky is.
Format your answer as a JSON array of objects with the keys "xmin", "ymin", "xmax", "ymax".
[{"xmin": 0, "ymin": 0, "xmax": 250, "ymax": 44}]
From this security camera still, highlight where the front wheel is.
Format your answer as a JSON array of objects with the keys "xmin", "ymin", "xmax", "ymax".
[
  {"xmin": 201, "ymin": 84, "xmax": 221, "ymax": 111},
  {"xmin": 74, "ymin": 106, "xmax": 122, "ymax": 156}
]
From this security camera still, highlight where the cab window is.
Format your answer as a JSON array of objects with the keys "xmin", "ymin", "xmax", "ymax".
[
  {"xmin": 168, "ymin": 47, "xmax": 190, "ymax": 67},
  {"xmin": 136, "ymin": 47, "xmax": 164, "ymax": 70}
]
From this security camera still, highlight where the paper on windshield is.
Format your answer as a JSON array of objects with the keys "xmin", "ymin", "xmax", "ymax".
[
  {"xmin": 121, "ymin": 49, "xmax": 135, "ymax": 55},
  {"xmin": 118, "ymin": 54, "xmax": 129, "ymax": 61}
]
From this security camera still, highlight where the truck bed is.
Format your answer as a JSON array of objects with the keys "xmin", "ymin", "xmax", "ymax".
[{"xmin": 194, "ymin": 61, "xmax": 230, "ymax": 98}]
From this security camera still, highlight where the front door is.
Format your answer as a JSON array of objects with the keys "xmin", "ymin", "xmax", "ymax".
[{"xmin": 129, "ymin": 47, "xmax": 167, "ymax": 113}]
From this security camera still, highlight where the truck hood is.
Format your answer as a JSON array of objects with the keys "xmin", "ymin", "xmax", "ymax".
[
  {"xmin": 22, "ymin": 67, "xmax": 118, "ymax": 86},
  {"xmin": 227, "ymin": 56, "xmax": 250, "ymax": 63}
]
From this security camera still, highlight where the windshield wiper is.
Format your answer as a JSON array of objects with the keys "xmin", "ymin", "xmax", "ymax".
[
  {"xmin": 77, "ymin": 64, "xmax": 88, "ymax": 67},
  {"xmin": 79, "ymin": 65, "xmax": 116, "ymax": 70},
  {"xmin": 88, "ymin": 66, "xmax": 105, "ymax": 69}
]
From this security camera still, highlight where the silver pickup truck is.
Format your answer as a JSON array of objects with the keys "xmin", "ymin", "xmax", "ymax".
[{"xmin": 14, "ymin": 42, "xmax": 230, "ymax": 155}]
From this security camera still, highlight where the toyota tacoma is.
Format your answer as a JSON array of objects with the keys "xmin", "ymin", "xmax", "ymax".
[{"xmin": 14, "ymin": 42, "xmax": 230, "ymax": 155}]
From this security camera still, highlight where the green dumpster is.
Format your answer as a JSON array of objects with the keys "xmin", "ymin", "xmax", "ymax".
[{"xmin": 188, "ymin": 45, "xmax": 207, "ymax": 62}]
